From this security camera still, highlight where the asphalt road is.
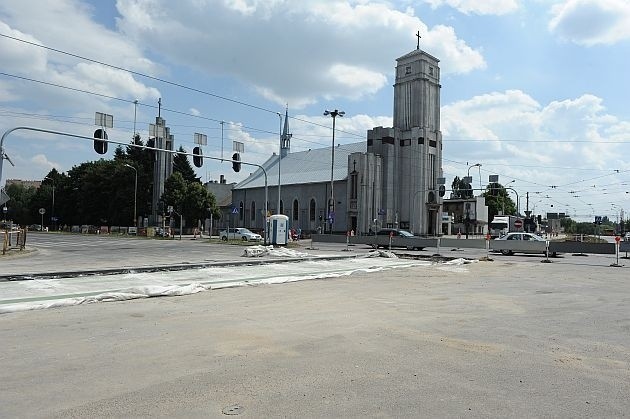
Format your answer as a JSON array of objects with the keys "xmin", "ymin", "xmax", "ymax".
[{"xmin": 1, "ymin": 255, "xmax": 629, "ymax": 417}]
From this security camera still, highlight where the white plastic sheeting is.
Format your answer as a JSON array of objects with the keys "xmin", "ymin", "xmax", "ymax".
[
  {"xmin": 0, "ymin": 283, "xmax": 210, "ymax": 314},
  {"xmin": 1, "ymin": 255, "xmax": 472, "ymax": 314},
  {"xmin": 242, "ymin": 245, "xmax": 310, "ymax": 258}
]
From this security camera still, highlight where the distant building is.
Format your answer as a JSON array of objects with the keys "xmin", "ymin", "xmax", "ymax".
[
  {"xmin": 442, "ymin": 196, "xmax": 489, "ymax": 236},
  {"xmin": 231, "ymin": 42, "xmax": 444, "ymax": 235}
]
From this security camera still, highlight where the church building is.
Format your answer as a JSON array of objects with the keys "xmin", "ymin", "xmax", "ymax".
[{"xmin": 231, "ymin": 43, "xmax": 443, "ymax": 236}]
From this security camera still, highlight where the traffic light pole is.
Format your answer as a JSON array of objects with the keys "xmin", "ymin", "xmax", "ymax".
[{"xmin": 0, "ymin": 126, "xmax": 270, "ymax": 244}]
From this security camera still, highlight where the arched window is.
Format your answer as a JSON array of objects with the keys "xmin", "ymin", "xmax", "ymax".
[
  {"xmin": 239, "ymin": 201, "xmax": 244, "ymax": 221},
  {"xmin": 251, "ymin": 201, "xmax": 256, "ymax": 221},
  {"xmin": 280, "ymin": 200, "xmax": 284, "ymax": 215},
  {"xmin": 293, "ymin": 199, "xmax": 299, "ymax": 221},
  {"xmin": 309, "ymin": 198, "xmax": 316, "ymax": 221}
]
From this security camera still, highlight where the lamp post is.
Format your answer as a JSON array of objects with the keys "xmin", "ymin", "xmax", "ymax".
[
  {"xmin": 467, "ymin": 163, "xmax": 482, "ymax": 193},
  {"xmin": 44, "ymin": 176, "xmax": 55, "ymax": 231},
  {"xmin": 124, "ymin": 164, "xmax": 138, "ymax": 227},
  {"xmin": 324, "ymin": 109, "xmax": 344, "ymax": 234},
  {"xmin": 502, "ymin": 180, "xmax": 519, "ymax": 216},
  {"xmin": 277, "ymin": 112, "xmax": 282, "ymax": 215}
]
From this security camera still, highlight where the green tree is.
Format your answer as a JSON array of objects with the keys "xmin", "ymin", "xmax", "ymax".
[
  {"xmin": 482, "ymin": 182, "xmax": 516, "ymax": 221},
  {"xmin": 173, "ymin": 145, "xmax": 200, "ymax": 183},
  {"xmin": 161, "ymin": 172, "xmax": 188, "ymax": 214},
  {"xmin": 161, "ymin": 172, "xmax": 218, "ymax": 229},
  {"xmin": 4, "ymin": 183, "xmax": 37, "ymax": 225},
  {"xmin": 184, "ymin": 181, "xmax": 217, "ymax": 226},
  {"xmin": 114, "ymin": 134, "xmax": 154, "ymax": 220},
  {"xmin": 451, "ymin": 176, "xmax": 472, "ymax": 199}
]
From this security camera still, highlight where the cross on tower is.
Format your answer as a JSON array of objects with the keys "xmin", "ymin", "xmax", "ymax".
[{"xmin": 416, "ymin": 30, "xmax": 421, "ymax": 50}]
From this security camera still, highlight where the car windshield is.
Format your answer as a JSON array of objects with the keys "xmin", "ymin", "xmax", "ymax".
[
  {"xmin": 239, "ymin": 228, "xmax": 254, "ymax": 234},
  {"xmin": 399, "ymin": 230, "xmax": 414, "ymax": 237}
]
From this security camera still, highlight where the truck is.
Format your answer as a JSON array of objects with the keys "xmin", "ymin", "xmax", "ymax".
[{"xmin": 489, "ymin": 215, "xmax": 524, "ymax": 238}]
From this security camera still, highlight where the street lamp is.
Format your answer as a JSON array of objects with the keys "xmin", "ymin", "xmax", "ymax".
[
  {"xmin": 467, "ymin": 163, "xmax": 482, "ymax": 192},
  {"xmin": 503, "ymin": 180, "xmax": 520, "ymax": 216},
  {"xmin": 124, "ymin": 164, "xmax": 138, "ymax": 227},
  {"xmin": 44, "ymin": 176, "xmax": 55, "ymax": 230},
  {"xmin": 324, "ymin": 109, "xmax": 344, "ymax": 234}
]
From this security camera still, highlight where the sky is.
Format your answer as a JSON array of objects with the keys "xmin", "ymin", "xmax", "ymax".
[{"xmin": 1, "ymin": 0, "xmax": 629, "ymax": 222}]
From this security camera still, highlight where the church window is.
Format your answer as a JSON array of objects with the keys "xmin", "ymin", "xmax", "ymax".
[
  {"xmin": 350, "ymin": 173, "xmax": 358, "ymax": 199},
  {"xmin": 418, "ymin": 137, "xmax": 424, "ymax": 144},
  {"xmin": 382, "ymin": 136, "xmax": 394, "ymax": 145},
  {"xmin": 309, "ymin": 199, "xmax": 316, "ymax": 221},
  {"xmin": 429, "ymin": 66, "xmax": 434, "ymax": 76},
  {"xmin": 400, "ymin": 139, "xmax": 411, "ymax": 147},
  {"xmin": 367, "ymin": 139, "xmax": 373, "ymax": 147},
  {"xmin": 429, "ymin": 140, "xmax": 437, "ymax": 148},
  {"xmin": 293, "ymin": 199, "xmax": 299, "ymax": 221},
  {"xmin": 239, "ymin": 201, "xmax": 244, "ymax": 221},
  {"xmin": 405, "ymin": 66, "xmax": 412, "ymax": 75},
  {"xmin": 251, "ymin": 201, "xmax": 256, "ymax": 221}
]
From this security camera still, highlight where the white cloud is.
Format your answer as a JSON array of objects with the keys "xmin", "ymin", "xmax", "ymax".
[
  {"xmin": 189, "ymin": 108, "xmax": 201, "ymax": 117},
  {"xmin": 441, "ymin": 90, "xmax": 630, "ymax": 192},
  {"xmin": 424, "ymin": 0, "xmax": 519, "ymax": 15},
  {"xmin": 0, "ymin": 0, "xmax": 160, "ymax": 108},
  {"xmin": 114, "ymin": 0, "xmax": 485, "ymax": 108},
  {"xmin": 549, "ymin": 0, "xmax": 630, "ymax": 46}
]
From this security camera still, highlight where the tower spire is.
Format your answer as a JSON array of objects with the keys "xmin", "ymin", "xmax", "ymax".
[{"xmin": 281, "ymin": 105, "xmax": 292, "ymax": 157}]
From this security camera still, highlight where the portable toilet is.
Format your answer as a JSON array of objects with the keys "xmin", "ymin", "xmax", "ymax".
[{"xmin": 267, "ymin": 214, "xmax": 289, "ymax": 245}]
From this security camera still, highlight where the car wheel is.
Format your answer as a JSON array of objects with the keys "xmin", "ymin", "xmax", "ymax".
[
  {"xmin": 242, "ymin": 236, "xmax": 248, "ymax": 241},
  {"xmin": 501, "ymin": 249, "xmax": 513, "ymax": 256},
  {"xmin": 221, "ymin": 236, "xmax": 227, "ymax": 241}
]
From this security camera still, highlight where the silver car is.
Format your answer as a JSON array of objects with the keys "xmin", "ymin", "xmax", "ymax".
[
  {"xmin": 220, "ymin": 227, "xmax": 262, "ymax": 242},
  {"xmin": 493, "ymin": 232, "xmax": 557, "ymax": 256}
]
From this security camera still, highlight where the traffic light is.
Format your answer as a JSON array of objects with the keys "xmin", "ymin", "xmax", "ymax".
[
  {"xmin": 192, "ymin": 146, "xmax": 203, "ymax": 168},
  {"xmin": 232, "ymin": 152, "xmax": 241, "ymax": 172},
  {"xmin": 93, "ymin": 129, "xmax": 108, "ymax": 154}
]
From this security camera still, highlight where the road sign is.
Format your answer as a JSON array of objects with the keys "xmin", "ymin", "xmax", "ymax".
[
  {"xmin": 615, "ymin": 235, "xmax": 621, "ymax": 243},
  {"xmin": 39, "ymin": 208, "xmax": 46, "ymax": 215},
  {"xmin": 231, "ymin": 207, "xmax": 239, "ymax": 214},
  {"xmin": 513, "ymin": 218, "xmax": 523, "ymax": 228}
]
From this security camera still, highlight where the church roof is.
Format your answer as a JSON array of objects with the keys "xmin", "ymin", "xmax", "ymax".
[
  {"xmin": 396, "ymin": 48, "xmax": 440, "ymax": 63},
  {"xmin": 234, "ymin": 141, "xmax": 366, "ymax": 190}
]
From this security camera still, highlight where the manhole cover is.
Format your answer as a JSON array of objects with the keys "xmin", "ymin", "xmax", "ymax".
[{"xmin": 222, "ymin": 404, "xmax": 244, "ymax": 415}]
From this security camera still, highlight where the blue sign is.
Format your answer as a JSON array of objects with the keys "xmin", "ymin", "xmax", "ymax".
[
  {"xmin": 378, "ymin": 208, "xmax": 386, "ymax": 215},
  {"xmin": 231, "ymin": 207, "xmax": 239, "ymax": 214}
]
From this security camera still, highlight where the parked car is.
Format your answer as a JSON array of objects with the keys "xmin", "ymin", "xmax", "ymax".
[
  {"xmin": 376, "ymin": 228, "xmax": 414, "ymax": 238},
  {"xmin": 220, "ymin": 227, "xmax": 262, "ymax": 242},
  {"xmin": 154, "ymin": 227, "xmax": 170, "ymax": 237},
  {"xmin": 28, "ymin": 224, "xmax": 43, "ymax": 231},
  {"xmin": 372, "ymin": 228, "xmax": 423, "ymax": 250},
  {"xmin": 494, "ymin": 232, "xmax": 557, "ymax": 256}
]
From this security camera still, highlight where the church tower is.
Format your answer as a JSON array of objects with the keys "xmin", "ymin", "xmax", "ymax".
[{"xmin": 367, "ymin": 37, "xmax": 443, "ymax": 235}]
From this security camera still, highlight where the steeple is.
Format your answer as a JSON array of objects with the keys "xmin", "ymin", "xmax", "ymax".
[{"xmin": 281, "ymin": 105, "xmax": 292, "ymax": 157}]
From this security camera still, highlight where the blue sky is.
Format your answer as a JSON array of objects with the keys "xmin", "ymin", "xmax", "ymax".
[{"xmin": 1, "ymin": 0, "xmax": 629, "ymax": 222}]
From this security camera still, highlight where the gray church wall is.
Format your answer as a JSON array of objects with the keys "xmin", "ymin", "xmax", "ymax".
[{"xmin": 232, "ymin": 180, "xmax": 349, "ymax": 235}]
